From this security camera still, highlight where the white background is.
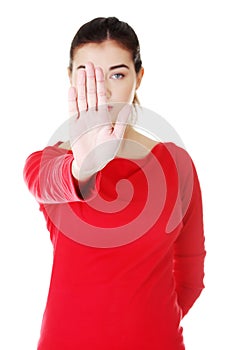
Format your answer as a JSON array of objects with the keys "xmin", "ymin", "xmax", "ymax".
[{"xmin": 0, "ymin": 0, "xmax": 232, "ymax": 349}]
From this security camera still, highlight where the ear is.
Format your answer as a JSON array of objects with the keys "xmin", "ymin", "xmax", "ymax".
[{"xmin": 136, "ymin": 67, "xmax": 144, "ymax": 90}]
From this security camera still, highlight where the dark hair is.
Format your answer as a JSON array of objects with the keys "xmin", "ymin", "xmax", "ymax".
[{"xmin": 69, "ymin": 16, "xmax": 142, "ymax": 76}]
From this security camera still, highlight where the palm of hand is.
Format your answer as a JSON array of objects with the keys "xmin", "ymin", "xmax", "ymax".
[
  {"xmin": 70, "ymin": 106, "xmax": 129, "ymax": 176},
  {"xmin": 68, "ymin": 62, "xmax": 131, "ymax": 179}
]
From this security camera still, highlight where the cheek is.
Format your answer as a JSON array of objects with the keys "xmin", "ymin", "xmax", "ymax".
[
  {"xmin": 125, "ymin": 85, "xmax": 137, "ymax": 103},
  {"xmin": 118, "ymin": 81, "xmax": 136, "ymax": 101}
]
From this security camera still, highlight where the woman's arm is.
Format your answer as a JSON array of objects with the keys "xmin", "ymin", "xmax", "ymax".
[
  {"xmin": 23, "ymin": 145, "xmax": 99, "ymax": 204},
  {"xmin": 173, "ymin": 147, "xmax": 206, "ymax": 317}
]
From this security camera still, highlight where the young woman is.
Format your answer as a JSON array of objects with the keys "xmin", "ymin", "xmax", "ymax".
[{"xmin": 24, "ymin": 17, "xmax": 206, "ymax": 350}]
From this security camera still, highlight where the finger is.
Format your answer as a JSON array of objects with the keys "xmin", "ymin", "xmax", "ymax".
[
  {"xmin": 76, "ymin": 69, "xmax": 87, "ymax": 112},
  {"xmin": 86, "ymin": 62, "xmax": 97, "ymax": 109},
  {"xmin": 95, "ymin": 66, "xmax": 107, "ymax": 107},
  {"xmin": 68, "ymin": 87, "xmax": 78, "ymax": 118},
  {"xmin": 95, "ymin": 66, "xmax": 109, "ymax": 124},
  {"xmin": 113, "ymin": 104, "xmax": 132, "ymax": 139}
]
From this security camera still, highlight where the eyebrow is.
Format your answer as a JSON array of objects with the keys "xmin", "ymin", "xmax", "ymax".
[
  {"xmin": 109, "ymin": 64, "xmax": 129, "ymax": 71},
  {"xmin": 76, "ymin": 64, "xmax": 130, "ymax": 70}
]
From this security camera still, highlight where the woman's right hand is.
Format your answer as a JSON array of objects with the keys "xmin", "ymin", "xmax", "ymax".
[{"xmin": 68, "ymin": 62, "xmax": 131, "ymax": 181}]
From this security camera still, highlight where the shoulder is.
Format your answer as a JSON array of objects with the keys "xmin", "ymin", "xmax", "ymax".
[
  {"xmin": 162, "ymin": 142, "xmax": 201, "ymax": 194},
  {"xmin": 150, "ymin": 142, "xmax": 197, "ymax": 190},
  {"xmin": 158, "ymin": 142, "xmax": 193, "ymax": 165}
]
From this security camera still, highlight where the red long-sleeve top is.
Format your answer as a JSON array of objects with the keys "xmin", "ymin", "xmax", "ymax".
[{"xmin": 23, "ymin": 142, "xmax": 205, "ymax": 350}]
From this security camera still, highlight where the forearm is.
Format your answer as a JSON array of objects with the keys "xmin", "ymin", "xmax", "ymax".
[
  {"xmin": 71, "ymin": 161, "xmax": 98, "ymax": 200},
  {"xmin": 23, "ymin": 146, "xmax": 99, "ymax": 203},
  {"xmin": 174, "ymin": 252, "xmax": 205, "ymax": 317},
  {"xmin": 172, "ymin": 145, "xmax": 206, "ymax": 317},
  {"xmin": 71, "ymin": 158, "xmax": 97, "ymax": 182}
]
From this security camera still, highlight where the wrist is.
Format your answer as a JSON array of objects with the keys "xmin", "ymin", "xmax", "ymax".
[{"xmin": 71, "ymin": 159, "xmax": 95, "ymax": 182}]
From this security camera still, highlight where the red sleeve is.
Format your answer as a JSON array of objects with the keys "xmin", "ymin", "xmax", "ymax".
[
  {"xmin": 172, "ymin": 145, "xmax": 206, "ymax": 317},
  {"xmin": 23, "ymin": 145, "xmax": 100, "ymax": 203}
]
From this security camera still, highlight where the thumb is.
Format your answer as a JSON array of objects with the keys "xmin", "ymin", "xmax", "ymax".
[{"xmin": 113, "ymin": 104, "xmax": 133, "ymax": 139}]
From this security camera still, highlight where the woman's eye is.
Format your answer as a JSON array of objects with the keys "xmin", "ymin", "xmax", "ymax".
[{"xmin": 111, "ymin": 73, "xmax": 124, "ymax": 80}]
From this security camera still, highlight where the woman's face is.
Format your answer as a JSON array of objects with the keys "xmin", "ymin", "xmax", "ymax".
[{"xmin": 69, "ymin": 40, "xmax": 144, "ymax": 106}]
